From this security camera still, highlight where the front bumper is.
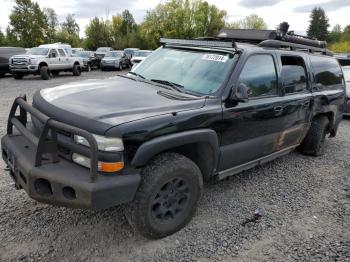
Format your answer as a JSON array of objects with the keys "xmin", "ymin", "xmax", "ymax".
[
  {"xmin": 1, "ymin": 96, "xmax": 141, "ymax": 210},
  {"xmin": 10, "ymin": 64, "xmax": 38, "ymax": 73}
]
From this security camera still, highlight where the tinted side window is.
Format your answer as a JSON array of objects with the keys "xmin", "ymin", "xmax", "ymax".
[
  {"xmin": 310, "ymin": 56, "xmax": 343, "ymax": 87},
  {"xmin": 58, "ymin": 49, "xmax": 66, "ymax": 57},
  {"xmin": 49, "ymin": 49, "xmax": 58, "ymax": 57},
  {"xmin": 281, "ymin": 56, "xmax": 308, "ymax": 94},
  {"xmin": 238, "ymin": 55, "xmax": 277, "ymax": 97}
]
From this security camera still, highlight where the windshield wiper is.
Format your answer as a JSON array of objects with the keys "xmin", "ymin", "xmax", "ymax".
[
  {"xmin": 128, "ymin": 71, "xmax": 145, "ymax": 79},
  {"xmin": 150, "ymin": 79, "xmax": 185, "ymax": 93}
]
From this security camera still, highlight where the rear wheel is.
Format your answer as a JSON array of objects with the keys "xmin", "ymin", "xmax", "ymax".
[
  {"xmin": 13, "ymin": 73, "xmax": 23, "ymax": 80},
  {"xmin": 299, "ymin": 116, "xmax": 329, "ymax": 156},
  {"xmin": 72, "ymin": 64, "xmax": 81, "ymax": 76},
  {"xmin": 125, "ymin": 152, "xmax": 203, "ymax": 239},
  {"xmin": 40, "ymin": 66, "xmax": 50, "ymax": 80}
]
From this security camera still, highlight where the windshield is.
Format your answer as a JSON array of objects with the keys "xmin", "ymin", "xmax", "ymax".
[
  {"xmin": 130, "ymin": 47, "xmax": 236, "ymax": 95},
  {"xmin": 26, "ymin": 48, "xmax": 49, "ymax": 56},
  {"xmin": 342, "ymin": 66, "xmax": 350, "ymax": 82},
  {"xmin": 134, "ymin": 51, "xmax": 151, "ymax": 57},
  {"xmin": 96, "ymin": 47, "xmax": 110, "ymax": 52},
  {"xmin": 105, "ymin": 51, "xmax": 122, "ymax": 58}
]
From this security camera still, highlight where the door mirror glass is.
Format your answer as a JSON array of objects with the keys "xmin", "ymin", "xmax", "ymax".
[{"xmin": 231, "ymin": 83, "xmax": 249, "ymax": 102}]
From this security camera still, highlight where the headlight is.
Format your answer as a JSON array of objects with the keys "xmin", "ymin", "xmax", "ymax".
[
  {"xmin": 74, "ymin": 134, "xmax": 124, "ymax": 152},
  {"xmin": 72, "ymin": 153, "xmax": 124, "ymax": 172}
]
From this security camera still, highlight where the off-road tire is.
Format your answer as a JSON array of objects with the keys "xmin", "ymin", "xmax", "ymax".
[
  {"xmin": 299, "ymin": 116, "xmax": 329, "ymax": 156},
  {"xmin": 40, "ymin": 66, "xmax": 50, "ymax": 80},
  {"xmin": 125, "ymin": 152, "xmax": 203, "ymax": 239},
  {"xmin": 72, "ymin": 64, "xmax": 81, "ymax": 76},
  {"xmin": 87, "ymin": 64, "xmax": 91, "ymax": 72},
  {"xmin": 13, "ymin": 73, "xmax": 23, "ymax": 80}
]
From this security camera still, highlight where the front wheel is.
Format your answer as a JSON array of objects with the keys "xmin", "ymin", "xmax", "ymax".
[
  {"xmin": 40, "ymin": 66, "xmax": 50, "ymax": 80},
  {"xmin": 125, "ymin": 152, "xmax": 203, "ymax": 239},
  {"xmin": 72, "ymin": 64, "xmax": 81, "ymax": 76},
  {"xmin": 118, "ymin": 63, "xmax": 123, "ymax": 71}
]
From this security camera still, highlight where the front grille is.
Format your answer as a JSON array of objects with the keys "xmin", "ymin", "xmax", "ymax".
[{"xmin": 12, "ymin": 58, "xmax": 28, "ymax": 65}]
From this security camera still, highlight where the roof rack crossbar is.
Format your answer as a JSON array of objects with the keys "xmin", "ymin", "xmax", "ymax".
[{"xmin": 160, "ymin": 38, "xmax": 236, "ymax": 49}]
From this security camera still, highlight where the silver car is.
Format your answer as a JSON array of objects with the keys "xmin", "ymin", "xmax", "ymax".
[{"xmin": 101, "ymin": 51, "xmax": 129, "ymax": 71}]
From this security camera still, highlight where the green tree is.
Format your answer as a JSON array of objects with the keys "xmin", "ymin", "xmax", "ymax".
[
  {"xmin": 328, "ymin": 24, "xmax": 342, "ymax": 43},
  {"xmin": 84, "ymin": 17, "xmax": 112, "ymax": 50},
  {"xmin": 44, "ymin": 8, "xmax": 58, "ymax": 43},
  {"xmin": 140, "ymin": 0, "xmax": 226, "ymax": 49},
  {"xmin": 121, "ymin": 10, "xmax": 135, "ymax": 35},
  {"xmin": 61, "ymin": 14, "xmax": 80, "ymax": 35},
  {"xmin": 307, "ymin": 7, "xmax": 329, "ymax": 41},
  {"xmin": 0, "ymin": 29, "xmax": 6, "ymax": 46},
  {"xmin": 8, "ymin": 0, "xmax": 48, "ymax": 47},
  {"xmin": 228, "ymin": 14, "xmax": 267, "ymax": 29}
]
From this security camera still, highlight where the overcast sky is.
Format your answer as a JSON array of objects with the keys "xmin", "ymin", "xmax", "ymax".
[{"xmin": 0, "ymin": 0, "xmax": 349, "ymax": 37}]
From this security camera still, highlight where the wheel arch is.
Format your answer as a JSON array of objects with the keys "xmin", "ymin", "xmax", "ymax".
[{"xmin": 131, "ymin": 129, "xmax": 220, "ymax": 180}]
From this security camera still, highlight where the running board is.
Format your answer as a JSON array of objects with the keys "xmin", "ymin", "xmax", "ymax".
[{"xmin": 216, "ymin": 145, "xmax": 298, "ymax": 180}]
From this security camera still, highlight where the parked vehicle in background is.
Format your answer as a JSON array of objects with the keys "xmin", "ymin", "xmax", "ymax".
[
  {"xmin": 124, "ymin": 48, "xmax": 140, "ymax": 66},
  {"xmin": 9, "ymin": 43, "xmax": 83, "ymax": 80},
  {"xmin": 1, "ymin": 24, "xmax": 345, "ymax": 239},
  {"xmin": 95, "ymin": 47, "xmax": 113, "ymax": 66},
  {"xmin": 0, "ymin": 47, "xmax": 26, "ymax": 77},
  {"xmin": 101, "ymin": 51, "xmax": 129, "ymax": 71},
  {"xmin": 73, "ymin": 51, "xmax": 99, "ymax": 71},
  {"xmin": 338, "ymin": 57, "xmax": 350, "ymax": 116},
  {"xmin": 72, "ymin": 48, "xmax": 84, "ymax": 55},
  {"xmin": 131, "ymin": 50, "xmax": 152, "ymax": 67}
]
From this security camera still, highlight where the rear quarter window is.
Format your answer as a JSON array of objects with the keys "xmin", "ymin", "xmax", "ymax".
[{"xmin": 310, "ymin": 56, "xmax": 343, "ymax": 88}]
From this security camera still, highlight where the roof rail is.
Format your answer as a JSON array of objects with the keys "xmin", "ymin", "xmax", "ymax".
[
  {"xmin": 160, "ymin": 38, "xmax": 237, "ymax": 49},
  {"xmin": 258, "ymin": 40, "xmax": 333, "ymax": 56}
]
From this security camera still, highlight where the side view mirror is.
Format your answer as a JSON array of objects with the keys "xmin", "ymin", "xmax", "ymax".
[{"xmin": 230, "ymin": 83, "xmax": 250, "ymax": 102}]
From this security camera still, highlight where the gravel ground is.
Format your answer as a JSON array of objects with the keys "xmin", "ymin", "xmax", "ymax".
[{"xmin": 0, "ymin": 71, "xmax": 349, "ymax": 262}]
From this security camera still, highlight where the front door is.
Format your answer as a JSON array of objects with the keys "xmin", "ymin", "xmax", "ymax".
[{"xmin": 219, "ymin": 53, "xmax": 285, "ymax": 171}]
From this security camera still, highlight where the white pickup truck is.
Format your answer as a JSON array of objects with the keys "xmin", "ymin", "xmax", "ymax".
[{"xmin": 9, "ymin": 43, "xmax": 83, "ymax": 80}]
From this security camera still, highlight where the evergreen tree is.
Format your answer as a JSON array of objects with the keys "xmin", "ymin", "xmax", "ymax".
[{"xmin": 307, "ymin": 7, "xmax": 329, "ymax": 41}]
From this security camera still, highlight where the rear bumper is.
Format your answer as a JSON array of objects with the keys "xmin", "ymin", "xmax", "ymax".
[{"xmin": 1, "ymin": 134, "xmax": 141, "ymax": 209}]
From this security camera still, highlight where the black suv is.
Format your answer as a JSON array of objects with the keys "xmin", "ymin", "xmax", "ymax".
[{"xmin": 1, "ymin": 24, "xmax": 345, "ymax": 239}]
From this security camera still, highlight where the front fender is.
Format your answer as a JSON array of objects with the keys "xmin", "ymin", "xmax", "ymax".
[{"xmin": 131, "ymin": 129, "xmax": 220, "ymax": 168}]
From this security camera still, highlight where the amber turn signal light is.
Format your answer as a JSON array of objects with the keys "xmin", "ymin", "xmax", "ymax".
[{"xmin": 99, "ymin": 162, "xmax": 124, "ymax": 173}]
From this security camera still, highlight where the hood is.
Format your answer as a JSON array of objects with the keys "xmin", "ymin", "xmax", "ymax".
[
  {"xmin": 132, "ymin": 56, "xmax": 146, "ymax": 61},
  {"xmin": 102, "ymin": 57, "xmax": 120, "ymax": 61},
  {"xmin": 11, "ymin": 54, "xmax": 46, "ymax": 59},
  {"xmin": 36, "ymin": 76, "xmax": 205, "ymax": 133}
]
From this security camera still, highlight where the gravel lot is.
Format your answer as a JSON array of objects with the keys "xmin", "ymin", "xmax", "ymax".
[{"xmin": 0, "ymin": 71, "xmax": 349, "ymax": 262}]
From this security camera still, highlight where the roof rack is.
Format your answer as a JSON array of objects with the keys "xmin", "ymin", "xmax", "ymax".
[
  {"xmin": 217, "ymin": 22, "xmax": 332, "ymax": 56},
  {"xmin": 160, "ymin": 38, "xmax": 236, "ymax": 49}
]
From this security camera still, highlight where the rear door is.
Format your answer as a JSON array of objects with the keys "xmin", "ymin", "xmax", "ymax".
[
  {"xmin": 219, "ymin": 52, "xmax": 286, "ymax": 171},
  {"xmin": 274, "ymin": 52, "xmax": 313, "ymax": 148},
  {"xmin": 57, "ymin": 49, "xmax": 69, "ymax": 69}
]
